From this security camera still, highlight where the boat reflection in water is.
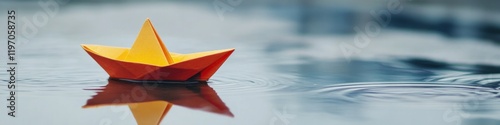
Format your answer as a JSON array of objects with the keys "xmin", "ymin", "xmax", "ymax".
[{"xmin": 83, "ymin": 79, "xmax": 233, "ymax": 125}]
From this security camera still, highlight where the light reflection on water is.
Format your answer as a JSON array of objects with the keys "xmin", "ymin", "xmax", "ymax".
[
  {"xmin": 1, "ymin": 1, "xmax": 500, "ymax": 125},
  {"xmin": 83, "ymin": 79, "xmax": 232, "ymax": 125}
]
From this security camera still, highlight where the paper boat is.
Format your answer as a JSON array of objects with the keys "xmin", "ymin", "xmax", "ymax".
[
  {"xmin": 81, "ymin": 18, "xmax": 234, "ymax": 81},
  {"xmin": 83, "ymin": 79, "xmax": 233, "ymax": 125}
]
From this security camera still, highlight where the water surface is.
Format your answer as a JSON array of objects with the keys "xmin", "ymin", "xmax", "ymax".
[{"xmin": 1, "ymin": 2, "xmax": 500, "ymax": 125}]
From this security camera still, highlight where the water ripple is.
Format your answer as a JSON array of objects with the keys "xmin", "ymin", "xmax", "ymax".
[
  {"xmin": 312, "ymin": 82, "xmax": 500, "ymax": 103},
  {"xmin": 427, "ymin": 74, "xmax": 500, "ymax": 88},
  {"xmin": 209, "ymin": 73, "xmax": 293, "ymax": 95}
]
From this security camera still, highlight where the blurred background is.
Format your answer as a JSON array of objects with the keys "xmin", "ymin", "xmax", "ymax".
[{"xmin": 1, "ymin": 0, "xmax": 500, "ymax": 125}]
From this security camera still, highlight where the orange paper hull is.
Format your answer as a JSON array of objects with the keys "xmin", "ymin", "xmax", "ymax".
[{"xmin": 83, "ymin": 46, "xmax": 234, "ymax": 81}]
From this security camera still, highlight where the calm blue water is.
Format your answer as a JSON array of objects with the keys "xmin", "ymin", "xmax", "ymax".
[{"xmin": 1, "ymin": 1, "xmax": 500, "ymax": 125}]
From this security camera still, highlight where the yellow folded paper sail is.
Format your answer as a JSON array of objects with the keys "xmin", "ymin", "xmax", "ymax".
[{"xmin": 81, "ymin": 18, "xmax": 234, "ymax": 81}]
